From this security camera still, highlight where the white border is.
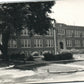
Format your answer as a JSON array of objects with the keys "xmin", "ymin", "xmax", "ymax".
[{"xmin": 0, "ymin": 0, "xmax": 55, "ymax": 4}]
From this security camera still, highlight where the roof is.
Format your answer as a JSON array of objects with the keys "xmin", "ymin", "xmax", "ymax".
[{"xmin": 56, "ymin": 23, "xmax": 84, "ymax": 30}]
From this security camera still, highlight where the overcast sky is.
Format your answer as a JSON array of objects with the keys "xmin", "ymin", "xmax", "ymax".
[
  {"xmin": 0, "ymin": 0, "xmax": 84, "ymax": 26},
  {"xmin": 50, "ymin": 0, "xmax": 84, "ymax": 26}
]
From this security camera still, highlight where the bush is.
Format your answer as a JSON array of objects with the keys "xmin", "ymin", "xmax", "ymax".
[
  {"xmin": 10, "ymin": 53, "xmax": 25, "ymax": 61},
  {"xmin": 43, "ymin": 53, "xmax": 54, "ymax": 61},
  {"xmin": 9, "ymin": 53, "xmax": 34, "ymax": 62},
  {"xmin": 43, "ymin": 52, "xmax": 73, "ymax": 61},
  {"xmin": 27, "ymin": 55, "xmax": 34, "ymax": 61},
  {"xmin": 0, "ymin": 55, "xmax": 3, "ymax": 59}
]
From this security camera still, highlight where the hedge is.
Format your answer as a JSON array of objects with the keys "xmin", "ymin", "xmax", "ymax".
[
  {"xmin": 43, "ymin": 52, "xmax": 73, "ymax": 61},
  {"xmin": 9, "ymin": 53, "xmax": 34, "ymax": 61}
]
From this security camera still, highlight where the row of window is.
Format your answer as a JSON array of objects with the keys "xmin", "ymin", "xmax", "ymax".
[
  {"xmin": 57, "ymin": 29, "xmax": 84, "ymax": 37},
  {"xmin": 10, "ymin": 28, "xmax": 84, "ymax": 38},
  {"xmin": 34, "ymin": 39, "xmax": 43, "ymax": 48},
  {"xmin": 21, "ymin": 39, "xmax": 31, "ymax": 48},
  {"xmin": 8, "ymin": 39, "xmax": 84, "ymax": 48},
  {"xmin": 66, "ymin": 30, "xmax": 84, "ymax": 37},
  {"xmin": 66, "ymin": 40, "xmax": 83, "ymax": 47},
  {"xmin": 21, "ymin": 28, "xmax": 53, "ymax": 36},
  {"xmin": 57, "ymin": 28, "xmax": 84, "ymax": 37},
  {"xmin": 8, "ymin": 39, "xmax": 54, "ymax": 48}
]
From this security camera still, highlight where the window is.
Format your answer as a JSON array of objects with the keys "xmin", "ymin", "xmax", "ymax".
[
  {"xmin": 82, "ymin": 31, "xmax": 84, "ymax": 37},
  {"xmin": 66, "ymin": 30, "xmax": 73, "ymax": 37},
  {"xmin": 21, "ymin": 29, "xmax": 28, "ymax": 36},
  {"xmin": 75, "ymin": 40, "xmax": 80, "ymax": 47},
  {"xmin": 46, "ymin": 29, "xmax": 53, "ymax": 36},
  {"xmin": 74, "ymin": 30, "xmax": 80, "ymax": 37},
  {"xmin": 21, "ymin": 39, "xmax": 31, "ymax": 48},
  {"xmin": 34, "ymin": 39, "xmax": 43, "ymax": 48},
  {"xmin": 58, "ymin": 28, "xmax": 65, "ymax": 35},
  {"xmin": 46, "ymin": 39, "xmax": 54, "ymax": 47},
  {"xmin": 66, "ymin": 40, "xmax": 72, "ymax": 47},
  {"xmin": 8, "ymin": 39, "xmax": 17, "ymax": 48}
]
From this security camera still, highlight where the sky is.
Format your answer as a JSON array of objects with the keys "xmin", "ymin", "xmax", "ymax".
[
  {"xmin": 50, "ymin": 0, "xmax": 84, "ymax": 26},
  {"xmin": 0, "ymin": 0, "xmax": 84, "ymax": 26}
]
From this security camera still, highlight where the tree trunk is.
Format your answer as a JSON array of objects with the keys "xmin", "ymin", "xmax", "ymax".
[{"xmin": 1, "ymin": 28, "xmax": 10, "ymax": 61}]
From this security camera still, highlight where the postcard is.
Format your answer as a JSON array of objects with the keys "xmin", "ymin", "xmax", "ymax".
[{"xmin": 0, "ymin": 0, "xmax": 84, "ymax": 84}]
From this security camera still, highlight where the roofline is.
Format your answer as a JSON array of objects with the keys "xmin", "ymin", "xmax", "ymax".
[{"xmin": 56, "ymin": 22, "xmax": 84, "ymax": 29}]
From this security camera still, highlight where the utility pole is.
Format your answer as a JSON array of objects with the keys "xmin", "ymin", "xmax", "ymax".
[{"xmin": 51, "ymin": 19, "xmax": 57, "ymax": 55}]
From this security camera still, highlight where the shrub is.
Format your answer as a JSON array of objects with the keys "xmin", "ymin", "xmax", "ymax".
[
  {"xmin": 10, "ymin": 53, "xmax": 25, "ymax": 61},
  {"xmin": 43, "ymin": 53, "xmax": 54, "ymax": 61},
  {"xmin": 26, "ymin": 55, "xmax": 34, "ymax": 61},
  {"xmin": 9, "ymin": 53, "xmax": 34, "ymax": 61},
  {"xmin": 43, "ymin": 52, "xmax": 73, "ymax": 61},
  {"xmin": 55, "ymin": 53, "xmax": 73, "ymax": 60},
  {"xmin": 0, "ymin": 55, "xmax": 3, "ymax": 59}
]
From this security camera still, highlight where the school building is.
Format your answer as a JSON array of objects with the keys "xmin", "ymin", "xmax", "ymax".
[{"xmin": 8, "ymin": 23, "xmax": 84, "ymax": 56}]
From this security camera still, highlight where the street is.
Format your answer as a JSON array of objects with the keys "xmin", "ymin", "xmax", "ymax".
[{"xmin": 0, "ymin": 60, "xmax": 84, "ymax": 84}]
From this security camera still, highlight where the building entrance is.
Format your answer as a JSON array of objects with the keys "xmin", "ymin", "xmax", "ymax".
[{"xmin": 59, "ymin": 42, "xmax": 64, "ymax": 49}]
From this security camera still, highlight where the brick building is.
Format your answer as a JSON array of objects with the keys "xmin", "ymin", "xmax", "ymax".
[
  {"xmin": 8, "ymin": 28, "xmax": 55, "ymax": 56},
  {"xmin": 8, "ymin": 23, "xmax": 84, "ymax": 56},
  {"xmin": 56, "ymin": 23, "xmax": 84, "ymax": 52}
]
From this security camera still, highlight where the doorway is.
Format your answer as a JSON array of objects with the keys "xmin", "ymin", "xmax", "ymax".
[{"xmin": 60, "ymin": 42, "xmax": 64, "ymax": 49}]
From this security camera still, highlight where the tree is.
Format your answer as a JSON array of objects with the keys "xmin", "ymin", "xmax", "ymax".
[
  {"xmin": 0, "ymin": 3, "xmax": 27, "ymax": 60},
  {"xmin": 0, "ymin": 1, "xmax": 55, "ymax": 60},
  {"xmin": 27, "ymin": 2, "xmax": 55, "ymax": 34}
]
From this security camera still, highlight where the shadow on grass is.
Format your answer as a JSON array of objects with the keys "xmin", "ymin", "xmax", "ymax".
[
  {"xmin": 13, "ymin": 59, "xmax": 79, "ymax": 70},
  {"xmin": 0, "ymin": 60, "xmax": 11, "ymax": 67},
  {"xmin": 58, "ymin": 60, "xmax": 75, "ymax": 64},
  {"xmin": 0, "ymin": 58, "xmax": 48, "ymax": 71},
  {"xmin": 49, "ymin": 59, "xmax": 82, "ymax": 64},
  {"xmin": 13, "ymin": 62, "xmax": 48, "ymax": 71},
  {"xmin": 0, "ymin": 58, "xmax": 83, "ymax": 71},
  {"xmin": 60, "ymin": 59, "xmax": 84, "ymax": 64}
]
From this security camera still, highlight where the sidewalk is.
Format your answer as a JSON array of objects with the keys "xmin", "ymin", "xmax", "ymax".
[
  {"xmin": 37, "ymin": 63, "xmax": 84, "ymax": 74},
  {"xmin": 23, "ymin": 62, "xmax": 84, "ymax": 84}
]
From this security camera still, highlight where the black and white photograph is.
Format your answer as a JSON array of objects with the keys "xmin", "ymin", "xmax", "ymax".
[{"xmin": 0, "ymin": 0, "xmax": 84, "ymax": 84}]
